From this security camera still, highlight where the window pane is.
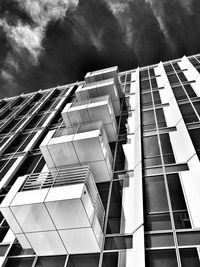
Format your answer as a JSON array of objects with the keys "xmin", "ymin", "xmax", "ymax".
[
  {"xmin": 177, "ymin": 231, "xmax": 200, "ymax": 246},
  {"xmin": 144, "ymin": 176, "xmax": 169, "ymax": 213},
  {"xmin": 145, "ymin": 233, "xmax": 174, "ymax": 248},
  {"xmin": 67, "ymin": 254, "xmax": 99, "ymax": 267},
  {"xmin": 180, "ymin": 248, "xmax": 200, "ymax": 267},
  {"xmin": 104, "ymin": 235, "xmax": 132, "ymax": 250},
  {"xmin": 146, "ymin": 250, "xmax": 178, "ymax": 267},
  {"xmin": 102, "ymin": 252, "xmax": 118, "ymax": 267},
  {"xmin": 145, "ymin": 213, "xmax": 171, "ymax": 231},
  {"xmin": 35, "ymin": 256, "xmax": 66, "ymax": 267},
  {"xmin": 5, "ymin": 257, "xmax": 35, "ymax": 267}
]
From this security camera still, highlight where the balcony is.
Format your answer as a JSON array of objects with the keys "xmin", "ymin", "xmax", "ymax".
[
  {"xmin": 40, "ymin": 121, "xmax": 113, "ymax": 182},
  {"xmin": 0, "ymin": 166, "xmax": 104, "ymax": 256},
  {"xmin": 75, "ymin": 78, "xmax": 121, "ymax": 116},
  {"xmin": 84, "ymin": 66, "xmax": 121, "ymax": 93},
  {"xmin": 61, "ymin": 95, "xmax": 118, "ymax": 142}
]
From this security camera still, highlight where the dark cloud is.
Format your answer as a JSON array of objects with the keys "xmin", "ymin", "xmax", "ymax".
[{"xmin": 0, "ymin": 0, "xmax": 200, "ymax": 98}]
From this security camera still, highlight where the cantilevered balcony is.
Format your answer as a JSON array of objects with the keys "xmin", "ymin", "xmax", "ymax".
[
  {"xmin": 61, "ymin": 95, "xmax": 118, "ymax": 142},
  {"xmin": 40, "ymin": 121, "xmax": 113, "ymax": 182},
  {"xmin": 75, "ymin": 78, "xmax": 121, "ymax": 116},
  {"xmin": 84, "ymin": 66, "xmax": 122, "ymax": 95},
  {"xmin": 0, "ymin": 166, "xmax": 104, "ymax": 256}
]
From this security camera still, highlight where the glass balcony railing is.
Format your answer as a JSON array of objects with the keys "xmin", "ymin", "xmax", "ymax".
[
  {"xmin": 0, "ymin": 166, "xmax": 104, "ymax": 255},
  {"xmin": 75, "ymin": 78, "xmax": 121, "ymax": 115},
  {"xmin": 40, "ymin": 121, "xmax": 113, "ymax": 182},
  {"xmin": 61, "ymin": 95, "xmax": 117, "ymax": 141}
]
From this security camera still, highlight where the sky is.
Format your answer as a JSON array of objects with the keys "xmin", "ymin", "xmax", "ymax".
[{"xmin": 0, "ymin": 0, "xmax": 200, "ymax": 98}]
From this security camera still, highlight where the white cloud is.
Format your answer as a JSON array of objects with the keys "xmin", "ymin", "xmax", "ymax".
[
  {"xmin": 145, "ymin": 0, "xmax": 176, "ymax": 51},
  {"xmin": 0, "ymin": 0, "xmax": 79, "ymax": 89}
]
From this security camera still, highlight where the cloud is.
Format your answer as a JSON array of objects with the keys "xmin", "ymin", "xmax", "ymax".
[
  {"xmin": 0, "ymin": 0, "xmax": 79, "ymax": 94},
  {"xmin": 178, "ymin": 0, "xmax": 194, "ymax": 15},
  {"xmin": 145, "ymin": 0, "xmax": 176, "ymax": 51}
]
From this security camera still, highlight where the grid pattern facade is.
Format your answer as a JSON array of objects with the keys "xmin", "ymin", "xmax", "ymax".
[{"xmin": 0, "ymin": 54, "xmax": 198, "ymax": 266}]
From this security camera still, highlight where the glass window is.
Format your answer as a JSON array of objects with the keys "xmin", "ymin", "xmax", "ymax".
[
  {"xmin": 177, "ymin": 72, "xmax": 188, "ymax": 82},
  {"xmin": 144, "ymin": 176, "xmax": 169, "ymax": 213},
  {"xmin": 166, "ymin": 174, "xmax": 187, "ymax": 210},
  {"xmin": 67, "ymin": 254, "xmax": 99, "ymax": 267},
  {"xmin": 189, "ymin": 128, "xmax": 200, "ymax": 159},
  {"xmin": 142, "ymin": 110, "xmax": 156, "ymax": 131},
  {"xmin": 151, "ymin": 78, "xmax": 158, "ymax": 89},
  {"xmin": 193, "ymin": 101, "xmax": 200, "ymax": 115},
  {"xmin": 143, "ymin": 135, "xmax": 161, "ymax": 167},
  {"xmin": 0, "ymin": 244, "xmax": 9, "ymax": 256},
  {"xmin": 35, "ymin": 256, "xmax": 66, "ymax": 267},
  {"xmin": 177, "ymin": 231, "xmax": 200, "ymax": 246},
  {"xmin": 145, "ymin": 233, "xmax": 174, "ymax": 248},
  {"xmin": 146, "ymin": 249, "xmax": 178, "ymax": 267},
  {"xmin": 173, "ymin": 211, "xmax": 191, "ymax": 229},
  {"xmin": 8, "ymin": 243, "xmax": 34, "ymax": 256},
  {"xmin": 164, "ymin": 64, "xmax": 174, "ymax": 73},
  {"xmin": 172, "ymin": 63, "xmax": 181, "ymax": 70},
  {"xmin": 183, "ymin": 84, "xmax": 196, "ymax": 98},
  {"xmin": 107, "ymin": 180, "xmax": 123, "ymax": 234},
  {"xmin": 5, "ymin": 257, "xmax": 35, "ymax": 267},
  {"xmin": 172, "ymin": 86, "xmax": 187, "ymax": 100},
  {"xmin": 141, "ymin": 80, "xmax": 150, "ymax": 91},
  {"xmin": 156, "ymin": 108, "xmax": 166, "ymax": 128},
  {"xmin": 149, "ymin": 68, "xmax": 155, "ymax": 77},
  {"xmin": 96, "ymin": 182, "xmax": 110, "ymax": 209},
  {"xmin": 141, "ymin": 92, "xmax": 153, "ymax": 107},
  {"xmin": 104, "ymin": 235, "xmax": 132, "ymax": 250},
  {"xmin": 167, "ymin": 74, "xmax": 179, "ymax": 85},
  {"xmin": 179, "ymin": 103, "xmax": 198, "ymax": 123},
  {"xmin": 102, "ymin": 252, "xmax": 118, "ymax": 267},
  {"xmin": 140, "ymin": 69, "xmax": 148, "ymax": 79},
  {"xmin": 145, "ymin": 213, "xmax": 171, "ymax": 231},
  {"xmin": 180, "ymin": 248, "xmax": 200, "ymax": 267},
  {"xmin": 160, "ymin": 134, "xmax": 175, "ymax": 164}
]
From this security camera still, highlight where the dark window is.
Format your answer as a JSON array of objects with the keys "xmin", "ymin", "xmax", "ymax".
[
  {"xmin": 146, "ymin": 249, "xmax": 178, "ymax": 267},
  {"xmin": 151, "ymin": 78, "xmax": 158, "ymax": 88},
  {"xmin": 143, "ymin": 135, "xmax": 161, "ymax": 167},
  {"xmin": 177, "ymin": 72, "xmax": 188, "ymax": 82},
  {"xmin": 149, "ymin": 68, "xmax": 155, "ymax": 77},
  {"xmin": 156, "ymin": 108, "xmax": 166, "ymax": 128},
  {"xmin": 67, "ymin": 254, "xmax": 99, "ymax": 267},
  {"xmin": 145, "ymin": 213, "xmax": 171, "ymax": 231},
  {"xmin": 183, "ymin": 84, "xmax": 196, "ymax": 98},
  {"xmin": 167, "ymin": 74, "xmax": 179, "ymax": 85},
  {"xmin": 8, "ymin": 243, "xmax": 34, "ymax": 256},
  {"xmin": 107, "ymin": 180, "xmax": 123, "ymax": 234},
  {"xmin": 177, "ymin": 231, "xmax": 200, "ymax": 246},
  {"xmin": 141, "ymin": 92, "xmax": 153, "ymax": 107},
  {"xmin": 189, "ymin": 128, "xmax": 200, "ymax": 159},
  {"xmin": 164, "ymin": 64, "xmax": 174, "ymax": 73},
  {"xmin": 140, "ymin": 69, "xmax": 148, "ymax": 79},
  {"xmin": 141, "ymin": 80, "xmax": 150, "ymax": 91},
  {"xmin": 179, "ymin": 103, "xmax": 198, "ymax": 123},
  {"xmin": 172, "ymin": 62, "xmax": 181, "ymax": 70},
  {"xmin": 172, "ymin": 86, "xmax": 187, "ymax": 100},
  {"xmin": 97, "ymin": 182, "xmax": 110, "ymax": 209},
  {"xmin": 142, "ymin": 110, "xmax": 156, "ymax": 131},
  {"xmin": 145, "ymin": 233, "xmax": 174, "ymax": 247},
  {"xmin": 4, "ymin": 257, "xmax": 35, "ymax": 267},
  {"xmin": 102, "ymin": 252, "xmax": 118, "ymax": 267},
  {"xmin": 105, "ymin": 235, "xmax": 132, "ymax": 250},
  {"xmin": 160, "ymin": 134, "xmax": 175, "ymax": 164},
  {"xmin": 144, "ymin": 176, "xmax": 169, "ymax": 213},
  {"xmin": 35, "ymin": 256, "xmax": 66, "ymax": 267},
  {"xmin": 180, "ymin": 248, "xmax": 200, "ymax": 267}
]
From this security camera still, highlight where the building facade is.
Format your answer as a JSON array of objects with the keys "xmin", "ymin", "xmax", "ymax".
[{"xmin": 0, "ymin": 54, "xmax": 199, "ymax": 266}]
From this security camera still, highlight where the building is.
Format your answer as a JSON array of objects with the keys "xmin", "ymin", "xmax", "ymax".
[{"xmin": 0, "ymin": 54, "xmax": 199, "ymax": 266}]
